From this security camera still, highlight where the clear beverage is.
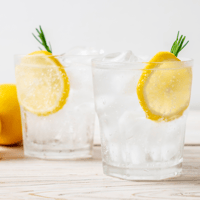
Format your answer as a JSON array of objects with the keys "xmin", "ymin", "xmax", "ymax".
[
  {"xmin": 92, "ymin": 53, "xmax": 193, "ymax": 180},
  {"xmin": 15, "ymin": 52, "xmax": 101, "ymax": 160}
]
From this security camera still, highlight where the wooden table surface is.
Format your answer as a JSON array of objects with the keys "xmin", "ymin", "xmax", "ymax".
[{"xmin": 0, "ymin": 110, "xmax": 200, "ymax": 200}]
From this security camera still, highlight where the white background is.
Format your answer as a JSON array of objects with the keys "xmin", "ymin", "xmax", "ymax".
[{"xmin": 0, "ymin": 0, "xmax": 199, "ymax": 109}]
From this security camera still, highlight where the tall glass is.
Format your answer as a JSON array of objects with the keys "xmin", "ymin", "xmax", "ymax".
[
  {"xmin": 15, "ymin": 53, "xmax": 99, "ymax": 159},
  {"xmin": 92, "ymin": 57, "xmax": 193, "ymax": 180}
]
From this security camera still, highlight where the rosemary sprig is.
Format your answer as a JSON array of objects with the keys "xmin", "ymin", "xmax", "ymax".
[
  {"xmin": 32, "ymin": 26, "xmax": 52, "ymax": 53},
  {"xmin": 170, "ymin": 31, "xmax": 189, "ymax": 57}
]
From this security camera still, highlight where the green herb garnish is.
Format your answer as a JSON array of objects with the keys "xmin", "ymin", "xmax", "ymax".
[
  {"xmin": 32, "ymin": 25, "xmax": 52, "ymax": 53},
  {"xmin": 170, "ymin": 31, "xmax": 189, "ymax": 57}
]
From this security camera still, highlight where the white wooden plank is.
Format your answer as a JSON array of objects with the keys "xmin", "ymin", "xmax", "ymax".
[{"xmin": 0, "ymin": 146, "xmax": 199, "ymax": 199}]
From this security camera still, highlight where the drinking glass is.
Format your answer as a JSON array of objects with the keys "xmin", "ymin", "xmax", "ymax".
[
  {"xmin": 92, "ymin": 55, "xmax": 193, "ymax": 180},
  {"xmin": 15, "ymin": 52, "xmax": 100, "ymax": 160}
]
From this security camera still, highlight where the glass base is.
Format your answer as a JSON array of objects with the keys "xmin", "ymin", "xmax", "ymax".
[
  {"xmin": 24, "ymin": 147, "xmax": 93, "ymax": 160},
  {"xmin": 103, "ymin": 162, "xmax": 182, "ymax": 180}
]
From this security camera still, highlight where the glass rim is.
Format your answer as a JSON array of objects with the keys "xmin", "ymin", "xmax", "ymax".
[
  {"xmin": 14, "ymin": 53, "xmax": 104, "ymax": 68},
  {"xmin": 14, "ymin": 53, "xmax": 104, "ymax": 58},
  {"xmin": 92, "ymin": 57, "xmax": 194, "ymax": 70}
]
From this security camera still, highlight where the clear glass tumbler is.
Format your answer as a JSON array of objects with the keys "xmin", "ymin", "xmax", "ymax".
[
  {"xmin": 15, "ymin": 52, "xmax": 99, "ymax": 159},
  {"xmin": 92, "ymin": 56, "xmax": 193, "ymax": 180}
]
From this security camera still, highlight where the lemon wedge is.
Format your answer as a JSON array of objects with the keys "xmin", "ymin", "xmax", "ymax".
[
  {"xmin": 137, "ymin": 51, "xmax": 192, "ymax": 122},
  {"xmin": 15, "ymin": 50, "xmax": 70, "ymax": 116}
]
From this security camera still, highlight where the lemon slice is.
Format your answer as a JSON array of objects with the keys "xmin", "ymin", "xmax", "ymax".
[
  {"xmin": 15, "ymin": 50, "xmax": 70, "ymax": 116},
  {"xmin": 137, "ymin": 51, "xmax": 192, "ymax": 122}
]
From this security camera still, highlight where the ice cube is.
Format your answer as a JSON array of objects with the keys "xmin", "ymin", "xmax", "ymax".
[
  {"xmin": 147, "ymin": 117, "xmax": 186, "ymax": 162},
  {"xmin": 100, "ymin": 119, "xmax": 119, "ymax": 144},
  {"xmin": 148, "ymin": 146, "xmax": 162, "ymax": 162},
  {"xmin": 66, "ymin": 65, "xmax": 93, "ymax": 90},
  {"xmin": 149, "ymin": 134, "xmax": 181, "ymax": 162},
  {"xmin": 95, "ymin": 95, "xmax": 116, "ymax": 114},
  {"xmin": 147, "ymin": 121, "xmax": 168, "ymax": 162},
  {"xmin": 129, "ymin": 145, "xmax": 146, "ymax": 164},
  {"xmin": 102, "ymin": 51, "xmax": 147, "ymax": 63},
  {"xmin": 136, "ymin": 55, "xmax": 151, "ymax": 62},
  {"xmin": 121, "ymin": 142, "xmax": 146, "ymax": 164},
  {"xmin": 119, "ymin": 111, "xmax": 147, "ymax": 141},
  {"xmin": 161, "ymin": 144, "xmax": 180, "ymax": 161},
  {"xmin": 118, "ymin": 111, "xmax": 148, "ymax": 165},
  {"xmin": 73, "ymin": 102, "xmax": 95, "ymax": 146},
  {"xmin": 109, "ymin": 69, "xmax": 135, "ymax": 94},
  {"xmin": 65, "ymin": 46, "xmax": 104, "ymax": 56},
  {"xmin": 109, "ymin": 143, "xmax": 121, "ymax": 163},
  {"xmin": 102, "ymin": 51, "xmax": 137, "ymax": 62},
  {"xmin": 96, "ymin": 95, "xmax": 122, "ymax": 144},
  {"xmin": 60, "ymin": 47, "xmax": 104, "ymax": 65},
  {"xmin": 160, "ymin": 117, "xmax": 186, "ymax": 161},
  {"xmin": 25, "ymin": 108, "xmax": 68, "ymax": 144}
]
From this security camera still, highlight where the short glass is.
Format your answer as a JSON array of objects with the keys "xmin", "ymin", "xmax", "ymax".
[
  {"xmin": 15, "ymin": 53, "xmax": 99, "ymax": 159},
  {"xmin": 92, "ymin": 57, "xmax": 193, "ymax": 180}
]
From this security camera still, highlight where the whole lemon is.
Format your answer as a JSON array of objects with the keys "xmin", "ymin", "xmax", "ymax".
[{"xmin": 0, "ymin": 84, "xmax": 22, "ymax": 145}]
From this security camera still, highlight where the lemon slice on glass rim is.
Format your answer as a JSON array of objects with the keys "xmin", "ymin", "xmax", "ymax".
[
  {"xmin": 15, "ymin": 50, "xmax": 70, "ymax": 116},
  {"xmin": 137, "ymin": 51, "xmax": 192, "ymax": 122}
]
